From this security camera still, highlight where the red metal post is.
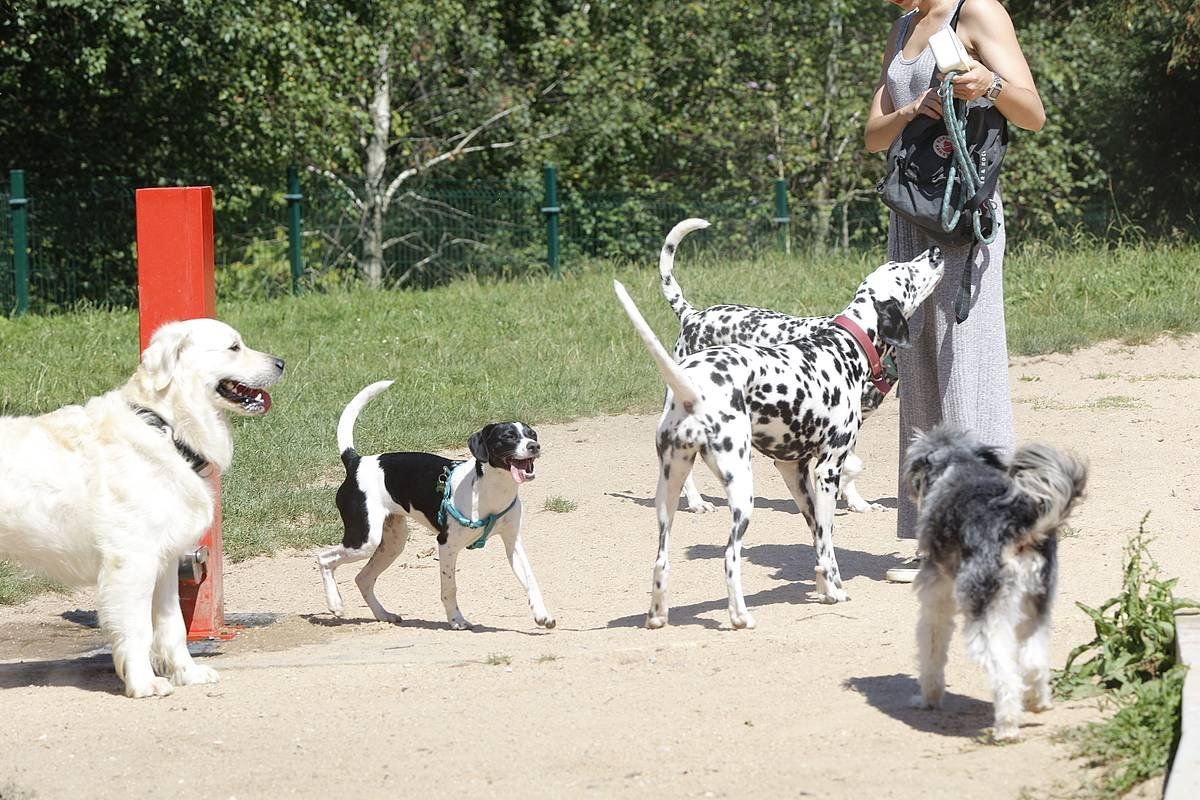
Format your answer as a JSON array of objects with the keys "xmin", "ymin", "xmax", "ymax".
[{"xmin": 134, "ymin": 187, "xmax": 232, "ymax": 641}]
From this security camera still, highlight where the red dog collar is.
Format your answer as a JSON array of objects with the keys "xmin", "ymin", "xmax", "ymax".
[{"xmin": 832, "ymin": 314, "xmax": 894, "ymax": 396}]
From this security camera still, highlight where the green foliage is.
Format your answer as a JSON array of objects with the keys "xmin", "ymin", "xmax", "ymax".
[
  {"xmin": 1066, "ymin": 667, "xmax": 1187, "ymax": 799},
  {"xmin": 1052, "ymin": 513, "xmax": 1198, "ymax": 798},
  {"xmin": 542, "ymin": 496, "xmax": 577, "ymax": 514},
  {"xmin": 1054, "ymin": 514, "xmax": 1199, "ymax": 699}
]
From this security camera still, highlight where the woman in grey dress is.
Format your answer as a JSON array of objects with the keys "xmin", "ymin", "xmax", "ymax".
[{"xmin": 865, "ymin": 0, "xmax": 1046, "ymax": 581}]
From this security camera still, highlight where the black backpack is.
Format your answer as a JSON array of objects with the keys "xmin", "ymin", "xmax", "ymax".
[{"xmin": 877, "ymin": 108, "xmax": 1007, "ymax": 245}]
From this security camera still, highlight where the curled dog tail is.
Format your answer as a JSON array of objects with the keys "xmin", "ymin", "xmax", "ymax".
[
  {"xmin": 659, "ymin": 218, "xmax": 710, "ymax": 321},
  {"xmin": 337, "ymin": 380, "xmax": 395, "ymax": 466},
  {"xmin": 613, "ymin": 280, "xmax": 702, "ymax": 412},
  {"xmin": 1009, "ymin": 442, "xmax": 1088, "ymax": 546}
]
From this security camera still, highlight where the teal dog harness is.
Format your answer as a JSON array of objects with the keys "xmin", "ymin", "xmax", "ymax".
[{"xmin": 436, "ymin": 462, "xmax": 518, "ymax": 550}]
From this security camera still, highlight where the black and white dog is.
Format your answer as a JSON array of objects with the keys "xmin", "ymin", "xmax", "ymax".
[
  {"xmin": 316, "ymin": 381, "xmax": 554, "ymax": 630},
  {"xmin": 902, "ymin": 424, "xmax": 1087, "ymax": 740},
  {"xmin": 613, "ymin": 245, "xmax": 943, "ymax": 627},
  {"xmin": 657, "ymin": 218, "xmax": 893, "ymax": 514}
]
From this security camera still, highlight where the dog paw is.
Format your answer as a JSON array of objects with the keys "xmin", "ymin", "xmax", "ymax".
[
  {"xmin": 847, "ymin": 501, "xmax": 886, "ymax": 513},
  {"xmin": 172, "ymin": 663, "xmax": 220, "ymax": 687},
  {"xmin": 909, "ymin": 691, "xmax": 941, "ymax": 710},
  {"xmin": 1024, "ymin": 698, "xmax": 1053, "ymax": 713},
  {"xmin": 820, "ymin": 589, "xmax": 850, "ymax": 604},
  {"xmin": 449, "ymin": 616, "xmax": 473, "ymax": 631},
  {"xmin": 687, "ymin": 500, "xmax": 716, "ymax": 514},
  {"xmin": 126, "ymin": 676, "xmax": 175, "ymax": 699},
  {"xmin": 729, "ymin": 612, "xmax": 757, "ymax": 630},
  {"xmin": 536, "ymin": 615, "xmax": 556, "ymax": 629},
  {"xmin": 373, "ymin": 610, "xmax": 402, "ymax": 624},
  {"xmin": 646, "ymin": 614, "xmax": 668, "ymax": 629},
  {"xmin": 992, "ymin": 724, "xmax": 1021, "ymax": 742}
]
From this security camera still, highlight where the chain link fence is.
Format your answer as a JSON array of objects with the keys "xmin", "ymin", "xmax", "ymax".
[{"xmin": 0, "ymin": 167, "xmax": 895, "ymax": 313}]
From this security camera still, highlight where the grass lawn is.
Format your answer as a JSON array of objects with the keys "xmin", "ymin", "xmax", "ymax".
[{"xmin": 1, "ymin": 241, "xmax": 1198, "ymax": 603}]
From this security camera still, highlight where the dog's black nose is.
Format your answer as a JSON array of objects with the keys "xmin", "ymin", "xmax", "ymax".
[
  {"xmin": 527, "ymin": 441, "xmax": 541, "ymax": 455},
  {"xmin": 929, "ymin": 246, "xmax": 942, "ymax": 262},
  {"xmin": 273, "ymin": 357, "xmax": 285, "ymax": 373}
]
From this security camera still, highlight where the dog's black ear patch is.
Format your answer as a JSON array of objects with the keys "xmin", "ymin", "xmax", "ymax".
[
  {"xmin": 975, "ymin": 445, "xmax": 1007, "ymax": 471},
  {"xmin": 468, "ymin": 425, "xmax": 494, "ymax": 463},
  {"xmin": 874, "ymin": 298, "xmax": 911, "ymax": 349}
]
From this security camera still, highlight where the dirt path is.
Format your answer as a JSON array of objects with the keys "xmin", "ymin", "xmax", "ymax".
[{"xmin": 3, "ymin": 334, "xmax": 1199, "ymax": 799}]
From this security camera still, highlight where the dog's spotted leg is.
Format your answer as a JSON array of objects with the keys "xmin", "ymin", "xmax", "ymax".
[
  {"xmin": 775, "ymin": 459, "xmax": 849, "ymax": 603},
  {"xmin": 647, "ymin": 446, "xmax": 693, "ymax": 628},
  {"xmin": 98, "ymin": 555, "xmax": 174, "ymax": 698},
  {"xmin": 681, "ymin": 472, "xmax": 716, "ymax": 513},
  {"xmin": 911, "ymin": 570, "xmax": 955, "ymax": 710},
  {"xmin": 151, "ymin": 566, "xmax": 219, "ymax": 688},
  {"xmin": 438, "ymin": 543, "xmax": 472, "ymax": 630},
  {"xmin": 354, "ymin": 515, "xmax": 408, "ymax": 623},
  {"xmin": 719, "ymin": 462, "xmax": 756, "ymax": 630},
  {"xmin": 662, "ymin": 389, "xmax": 715, "ymax": 514},
  {"xmin": 807, "ymin": 460, "xmax": 850, "ymax": 603},
  {"xmin": 499, "ymin": 518, "xmax": 555, "ymax": 629},
  {"xmin": 838, "ymin": 452, "xmax": 884, "ymax": 513}
]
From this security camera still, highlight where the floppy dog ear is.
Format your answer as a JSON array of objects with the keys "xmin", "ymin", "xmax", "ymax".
[
  {"xmin": 974, "ymin": 445, "xmax": 1008, "ymax": 471},
  {"xmin": 874, "ymin": 298, "xmax": 911, "ymax": 349},
  {"xmin": 468, "ymin": 425, "xmax": 495, "ymax": 464},
  {"xmin": 141, "ymin": 323, "xmax": 189, "ymax": 392}
]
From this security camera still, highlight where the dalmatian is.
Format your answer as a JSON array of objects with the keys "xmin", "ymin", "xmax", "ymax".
[
  {"xmin": 657, "ymin": 218, "xmax": 892, "ymax": 515},
  {"xmin": 613, "ymin": 244, "xmax": 944, "ymax": 628}
]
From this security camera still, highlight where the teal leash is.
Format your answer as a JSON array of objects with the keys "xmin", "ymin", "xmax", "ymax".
[
  {"xmin": 435, "ymin": 462, "xmax": 518, "ymax": 550},
  {"xmin": 937, "ymin": 73, "xmax": 998, "ymax": 247}
]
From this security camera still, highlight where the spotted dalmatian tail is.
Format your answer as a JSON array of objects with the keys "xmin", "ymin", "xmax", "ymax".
[
  {"xmin": 337, "ymin": 380, "xmax": 395, "ymax": 464},
  {"xmin": 614, "ymin": 280, "xmax": 702, "ymax": 412},
  {"xmin": 659, "ymin": 218, "xmax": 711, "ymax": 322}
]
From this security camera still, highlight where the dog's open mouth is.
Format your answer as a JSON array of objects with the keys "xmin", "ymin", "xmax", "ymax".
[
  {"xmin": 217, "ymin": 379, "xmax": 272, "ymax": 414},
  {"xmin": 506, "ymin": 457, "xmax": 537, "ymax": 484}
]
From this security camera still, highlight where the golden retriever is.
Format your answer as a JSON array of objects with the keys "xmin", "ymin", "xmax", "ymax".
[{"xmin": 0, "ymin": 318, "xmax": 283, "ymax": 697}]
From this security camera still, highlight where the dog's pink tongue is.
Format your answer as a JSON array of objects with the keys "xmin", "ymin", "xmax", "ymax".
[
  {"xmin": 510, "ymin": 464, "xmax": 530, "ymax": 484},
  {"xmin": 256, "ymin": 388, "xmax": 272, "ymax": 413}
]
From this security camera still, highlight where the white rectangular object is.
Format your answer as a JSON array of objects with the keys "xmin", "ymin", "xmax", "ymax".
[{"xmin": 929, "ymin": 27, "xmax": 971, "ymax": 74}]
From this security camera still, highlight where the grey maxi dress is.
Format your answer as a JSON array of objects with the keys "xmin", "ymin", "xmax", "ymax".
[{"xmin": 885, "ymin": 9, "xmax": 1016, "ymax": 539}]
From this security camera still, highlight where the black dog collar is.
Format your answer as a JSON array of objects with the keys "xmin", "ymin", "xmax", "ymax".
[{"xmin": 130, "ymin": 404, "xmax": 213, "ymax": 476}]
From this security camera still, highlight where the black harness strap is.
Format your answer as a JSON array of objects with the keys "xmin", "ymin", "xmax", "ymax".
[{"xmin": 130, "ymin": 405, "xmax": 212, "ymax": 475}]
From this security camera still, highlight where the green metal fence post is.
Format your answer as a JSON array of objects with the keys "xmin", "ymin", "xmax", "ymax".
[
  {"xmin": 9, "ymin": 170, "xmax": 30, "ymax": 315},
  {"xmin": 285, "ymin": 165, "xmax": 304, "ymax": 295},
  {"xmin": 541, "ymin": 164, "xmax": 561, "ymax": 278},
  {"xmin": 773, "ymin": 178, "xmax": 791, "ymax": 255}
]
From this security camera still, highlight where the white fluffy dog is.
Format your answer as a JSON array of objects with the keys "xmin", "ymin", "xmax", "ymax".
[{"xmin": 0, "ymin": 318, "xmax": 284, "ymax": 698}]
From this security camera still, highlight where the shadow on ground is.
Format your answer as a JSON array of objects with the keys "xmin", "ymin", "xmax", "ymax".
[{"xmin": 843, "ymin": 673, "xmax": 1000, "ymax": 739}]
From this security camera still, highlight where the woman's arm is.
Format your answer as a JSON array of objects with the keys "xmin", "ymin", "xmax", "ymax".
[
  {"xmin": 951, "ymin": 0, "xmax": 1046, "ymax": 131},
  {"xmin": 865, "ymin": 18, "xmax": 944, "ymax": 153}
]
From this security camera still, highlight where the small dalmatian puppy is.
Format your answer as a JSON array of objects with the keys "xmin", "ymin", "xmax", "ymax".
[
  {"xmin": 614, "ymin": 244, "xmax": 943, "ymax": 628},
  {"xmin": 656, "ymin": 218, "xmax": 894, "ymax": 514},
  {"xmin": 316, "ymin": 381, "xmax": 554, "ymax": 631}
]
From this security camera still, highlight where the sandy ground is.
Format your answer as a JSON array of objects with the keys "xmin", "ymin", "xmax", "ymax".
[{"xmin": 2, "ymin": 334, "xmax": 1199, "ymax": 799}]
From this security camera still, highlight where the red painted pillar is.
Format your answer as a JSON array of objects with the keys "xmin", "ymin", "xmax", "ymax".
[{"xmin": 134, "ymin": 187, "xmax": 231, "ymax": 641}]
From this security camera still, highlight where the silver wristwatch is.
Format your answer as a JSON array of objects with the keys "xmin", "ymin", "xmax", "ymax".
[{"xmin": 985, "ymin": 72, "xmax": 1004, "ymax": 101}]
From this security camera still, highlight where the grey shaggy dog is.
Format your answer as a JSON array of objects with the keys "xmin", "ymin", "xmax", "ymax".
[{"xmin": 902, "ymin": 424, "xmax": 1087, "ymax": 741}]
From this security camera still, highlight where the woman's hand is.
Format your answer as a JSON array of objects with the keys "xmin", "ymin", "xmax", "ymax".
[
  {"xmin": 907, "ymin": 89, "xmax": 943, "ymax": 121},
  {"xmin": 940, "ymin": 59, "xmax": 995, "ymax": 101}
]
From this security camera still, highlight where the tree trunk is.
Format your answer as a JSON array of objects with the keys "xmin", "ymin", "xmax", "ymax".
[
  {"xmin": 811, "ymin": 0, "xmax": 843, "ymax": 253},
  {"xmin": 362, "ymin": 42, "xmax": 391, "ymax": 288}
]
